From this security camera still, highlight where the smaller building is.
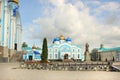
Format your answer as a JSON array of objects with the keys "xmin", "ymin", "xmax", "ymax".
[
  {"xmin": 91, "ymin": 44, "xmax": 120, "ymax": 62},
  {"xmin": 23, "ymin": 46, "xmax": 41, "ymax": 61}
]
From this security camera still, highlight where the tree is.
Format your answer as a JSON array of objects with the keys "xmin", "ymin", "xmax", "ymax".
[
  {"xmin": 22, "ymin": 42, "xmax": 28, "ymax": 48},
  {"xmin": 41, "ymin": 38, "xmax": 48, "ymax": 62}
]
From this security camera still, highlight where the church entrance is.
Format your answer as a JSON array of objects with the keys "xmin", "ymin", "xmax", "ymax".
[
  {"xmin": 64, "ymin": 54, "xmax": 68, "ymax": 59},
  {"xmin": 29, "ymin": 56, "xmax": 33, "ymax": 61}
]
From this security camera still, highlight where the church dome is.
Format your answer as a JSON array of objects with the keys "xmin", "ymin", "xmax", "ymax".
[
  {"xmin": 32, "ymin": 44, "xmax": 37, "ymax": 49},
  {"xmin": 53, "ymin": 37, "xmax": 60, "ymax": 42},
  {"xmin": 66, "ymin": 37, "xmax": 72, "ymax": 42},
  {"xmin": 8, "ymin": 0, "xmax": 19, "ymax": 4},
  {"xmin": 59, "ymin": 35, "xmax": 65, "ymax": 40}
]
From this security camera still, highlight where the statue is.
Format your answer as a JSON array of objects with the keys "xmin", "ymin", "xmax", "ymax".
[
  {"xmin": 84, "ymin": 43, "xmax": 91, "ymax": 62},
  {"xmin": 85, "ymin": 43, "xmax": 89, "ymax": 52}
]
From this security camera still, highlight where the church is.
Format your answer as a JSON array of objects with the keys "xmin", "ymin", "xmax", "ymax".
[
  {"xmin": 48, "ymin": 35, "xmax": 84, "ymax": 61},
  {"xmin": 23, "ymin": 35, "xmax": 84, "ymax": 61}
]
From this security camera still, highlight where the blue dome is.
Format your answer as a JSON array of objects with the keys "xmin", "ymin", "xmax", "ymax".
[
  {"xmin": 53, "ymin": 37, "xmax": 60, "ymax": 42},
  {"xmin": 66, "ymin": 37, "xmax": 72, "ymax": 41}
]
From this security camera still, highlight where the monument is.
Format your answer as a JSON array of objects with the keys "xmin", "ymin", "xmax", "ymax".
[{"xmin": 84, "ymin": 43, "xmax": 91, "ymax": 61}]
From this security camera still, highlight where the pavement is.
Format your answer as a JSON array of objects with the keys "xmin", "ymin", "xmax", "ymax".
[{"xmin": 0, "ymin": 63, "xmax": 120, "ymax": 80}]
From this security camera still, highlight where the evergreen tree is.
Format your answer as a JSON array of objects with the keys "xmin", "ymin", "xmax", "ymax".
[
  {"xmin": 22, "ymin": 42, "xmax": 28, "ymax": 48},
  {"xmin": 41, "ymin": 38, "xmax": 48, "ymax": 62},
  {"xmin": 22, "ymin": 42, "xmax": 28, "ymax": 51}
]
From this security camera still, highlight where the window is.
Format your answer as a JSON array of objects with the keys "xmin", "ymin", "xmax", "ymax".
[
  {"xmin": 78, "ymin": 54, "xmax": 80, "ymax": 58},
  {"xmin": 73, "ymin": 54, "xmax": 74, "ymax": 58},
  {"xmin": 55, "ymin": 54, "xmax": 57, "ymax": 58},
  {"xmin": 73, "ymin": 49, "xmax": 74, "ymax": 52},
  {"xmin": 49, "ymin": 49, "xmax": 52, "ymax": 52},
  {"xmin": 55, "ymin": 49, "xmax": 57, "ymax": 52},
  {"xmin": 50, "ymin": 54, "xmax": 52, "ymax": 59},
  {"xmin": 78, "ymin": 49, "xmax": 79, "ymax": 52}
]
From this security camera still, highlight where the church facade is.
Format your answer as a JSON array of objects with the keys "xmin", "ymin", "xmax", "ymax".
[{"xmin": 48, "ymin": 35, "xmax": 84, "ymax": 61}]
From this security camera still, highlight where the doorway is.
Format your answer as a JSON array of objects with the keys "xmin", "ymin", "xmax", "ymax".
[
  {"xmin": 64, "ymin": 54, "xmax": 68, "ymax": 59},
  {"xmin": 29, "ymin": 56, "xmax": 33, "ymax": 61}
]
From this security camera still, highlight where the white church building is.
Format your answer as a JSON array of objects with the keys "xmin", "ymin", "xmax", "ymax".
[{"xmin": 48, "ymin": 35, "xmax": 84, "ymax": 61}]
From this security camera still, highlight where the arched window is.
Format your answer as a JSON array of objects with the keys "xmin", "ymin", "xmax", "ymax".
[
  {"xmin": 55, "ymin": 54, "xmax": 57, "ymax": 58},
  {"xmin": 50, "ymin": 49, "xmax": 52, "ymax": 52},
  {"xmin": 78, "ymin": 54, "xmax": 80, "ymax": 58},
  {"xmin": 55, "ymin": 49, "xmax": 57, "ymax": 52},
  {"xmin": 50, "ymin": 54, "xmax": 52, "ymax": 59},
  {"xmin": 73, "ymin": 54, "xmax": 74, "ymax": 58},
  {"xmin": 73, "ymin": 49, "xmax": 74, "ymax": 52},
  {"xmin": 78, "ymin": 49, "xmax": 79, "ymax": 52}
]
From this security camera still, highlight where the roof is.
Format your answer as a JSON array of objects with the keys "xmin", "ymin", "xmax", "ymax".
[
  {"xmin": 98, "ymin": 47, "xmax": 120, "ymax": 52},
  {"xmin": 33, "ymin": 51, "xmax": 40, "ymax": 54},
  {"xmin": 22, "ymin": 47, "xmax": 42, "ymax": 52},
  {"xmin": 22, "ymin": 47, "xmax": 32, "ymax": 51},
  {"xmin": 53, "ymin": 37, "xmax": 60, "ymax": 42},
  {"xmin": 66, "ymin": 37, "xmax": 72, "ymax": 41}
]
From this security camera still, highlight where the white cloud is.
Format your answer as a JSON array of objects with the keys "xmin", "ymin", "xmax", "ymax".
[
  {"xmin": 50, "ymin": 0, "xmax": 65, "ymax": 7},
  {"xmin": 25, "ymin": 0, "xmax": 120, "ymax": 50},
  {"xmin": 101, "ymin": 2, "xmax": 120, "ymax": 11},
  {"xmin": 95, "ymin": 1, "xmax": 120, "ymax": 14}
]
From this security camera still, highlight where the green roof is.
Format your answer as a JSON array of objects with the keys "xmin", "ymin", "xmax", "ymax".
[
  {"xmin": 22, "ymin": 47, "xmax": 42, "ymax": 51},
  {"xmin": 22, "ymin": 47, "xmax": 32, "ymax": 50},
  {"xmin": 98, "ymin": 47, "xmax": 120, "ymax": 52}
]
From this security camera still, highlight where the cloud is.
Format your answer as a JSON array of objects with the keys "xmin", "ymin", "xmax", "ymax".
[
  {"xmin": 99, "ymin": 2, "xmax": 120, "ymax": 11},
  {"xmin": 25, "ymin": 0, "xmax": 120, "ymax": 50},
  {"xmin": 104, "ymin": 14, "xmax": 120, "ymax": 26},
  {"xmin": 94, "ymin": 1, "xmax": 120, "ymax": 15}
]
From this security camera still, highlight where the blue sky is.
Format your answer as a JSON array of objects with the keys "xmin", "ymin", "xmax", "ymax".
[{"xmin": 19, "ymin": 0, "xmax": 120, "ymax": 49}]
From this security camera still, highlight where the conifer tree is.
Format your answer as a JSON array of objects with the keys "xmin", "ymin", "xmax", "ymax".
[
  {"xmin": 41, "ymin": 38, "xmax": 48, "ymax": 62},
  {"xmin": 22, "ymin": 42, "xmax": 28, "ymax": 48}
]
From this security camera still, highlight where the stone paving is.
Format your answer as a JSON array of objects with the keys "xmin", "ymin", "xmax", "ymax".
[{"xmin": 0, "ymin": 63, "xmax": 120, "ymax": 80}]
